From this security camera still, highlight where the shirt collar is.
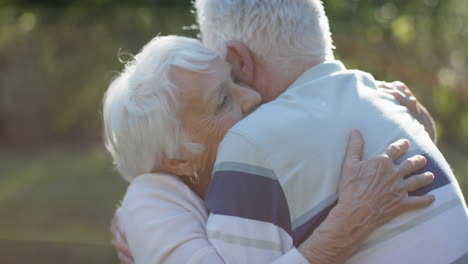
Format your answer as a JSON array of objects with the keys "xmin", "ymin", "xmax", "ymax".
[{"xmin": 287, "ymin": 60, "xmax": 346, "ymax": 91}]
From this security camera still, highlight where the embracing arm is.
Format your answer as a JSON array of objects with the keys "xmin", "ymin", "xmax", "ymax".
[
  {"xmin": 112, "ymin": 130, "xmax": 434, "ymax": 264},
  {"xmin": 298, "ymin": 129, "xmax": 435, "ymax": 263},
  {"xmin": 116, "ymin": 174, "xmax": 226, "ymax": 264},
  {"xmin": 114, "ymin": 173, "xmax": 308, "ymax": 264},
  {"xmin": 204, "ymin": 129, "xmax": 434, "ymax": 264}
]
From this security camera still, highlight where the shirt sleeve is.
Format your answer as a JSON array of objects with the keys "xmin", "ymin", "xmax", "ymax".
[
  {"xmin": 205, "ymin": 131, "xmax": 298, "ymax": 264},
  {"xmin": 121, "ymin": 174, "xmax": 224, "ymax": 264},
  {"xmin": 121, "ymin": 173, "xmax": 309, "ymax": 264}
]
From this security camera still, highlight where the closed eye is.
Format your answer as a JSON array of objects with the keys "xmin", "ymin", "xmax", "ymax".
[
  {"xmin": 216, "ymin": 85, "xmax": 231, "ymax": 112},
  {"xmin": 231, "ymin": 73, "xmax": 240, "ymax": 84},
  {"xmin": 219, "ymin": 94, "xmax": 229, "ymax": 110}
]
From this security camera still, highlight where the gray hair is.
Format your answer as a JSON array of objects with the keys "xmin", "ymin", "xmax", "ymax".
[
  {"xmin": 103, "ymin": 36, "xmax": 217, "ymax": 181},
  {"xmin": 195, "ymin": 0, "xmax": 335, "ymax": 66}
]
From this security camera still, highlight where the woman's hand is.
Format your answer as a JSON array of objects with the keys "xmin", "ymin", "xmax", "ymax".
[
  {"xmin": 111, "ymin": 208, "xmax": 134, "ymax": 264},
  {"xmin": 298, "ymin": 129, "xmax": 435, "ymax": 264},
  {"xmin": 379, "ymin": 81, "xmax": 437, "ymax": 142},
  {"xmin": 337, "ymin": 129, "xmax": 435, "ymax": 229},
  {"xmin": 111, "ymin": 129, "xmax": 436, "ymax": 264}
]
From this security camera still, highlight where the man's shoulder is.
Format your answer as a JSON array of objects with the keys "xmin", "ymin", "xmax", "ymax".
[
  {"xmin": 215, "ymin": 121, "xmax": 270, "ymax": 169},
  {"xmin": 229, "ymin": 102, "xmax": 284, "ymax": 134},
  {"xmin": 227, "ymin": 97, "xmax": 309, "ymax": 143}
]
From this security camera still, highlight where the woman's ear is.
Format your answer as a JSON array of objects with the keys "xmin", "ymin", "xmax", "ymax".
[
  {"xmin": 225, "ymin": 40, "xmax": 255, "ymax": 86},
  {"xmin": 160, "ymin": 157, "xmax": 193, "ymax": 178}
]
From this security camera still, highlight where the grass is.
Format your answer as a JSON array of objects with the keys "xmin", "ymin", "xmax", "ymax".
[
  {"xmin": 0, "ymin": 145, "xmax": 127, "ymax": 263},
  {"xmin": 0, "ymin": 144, "xmax": 466, "ymax": 262}
]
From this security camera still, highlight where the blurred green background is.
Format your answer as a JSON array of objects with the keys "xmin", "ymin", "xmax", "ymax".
[{"xmin": 0, "ymin": 0, "xmax": 467, "ymax": 263}]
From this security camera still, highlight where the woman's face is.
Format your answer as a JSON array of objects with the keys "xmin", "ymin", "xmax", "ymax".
[{"xmin": 172, "ymin": 57, "xmax": 261, "ymax": 189}]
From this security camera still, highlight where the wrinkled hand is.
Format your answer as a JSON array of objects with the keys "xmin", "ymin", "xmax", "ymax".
[
  {"xmin": 337, "ymin": 129, "xmax": 435, "ymax": 229},
  {"xmin": 379, "ymin": 81, "xmax": 437, "ymax": 142},
  {"xmin": 111, "ymin": 207, "xmax": 134, "ymax": 264},
  {"xmin": 300, "ymin": 129, "xmax": 435, "ymax": 264}
]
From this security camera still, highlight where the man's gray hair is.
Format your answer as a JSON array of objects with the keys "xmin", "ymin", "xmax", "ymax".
[
  {"xmin": 103, "ymin": 36, "xmax": 216, "ymax": 181},
  {"xmin": 195, "ymin": 0, "xmax": 334, "ymax": 66}
]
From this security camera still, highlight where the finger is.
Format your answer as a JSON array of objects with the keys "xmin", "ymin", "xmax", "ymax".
[
  {"xmin": 111, "ymin": 207, "xmax": 122, "ymax": 232},
  {"xmin": 390, "ymin": 81, "xmax": 406, "ymax": 88},
  {"xmin": 402, "ymin": 194, "xmax": 436, "ymax": 211},
  {"xmin": 377, "ymin": 81, "xmax": 390, "ymax": 89},
  {"xmin": 111, "ymin": 223, "xmax": 121, "ymax": 244},
  {"xmin": 117, "ymin": 241, "xmax": 132, "ymax": 260},
  {"xmin": 385, "ymin": 90, "xmax": 406, "ymax": 103},
  {"xmin": 343, "ymin": 128, "xmax": 364, "ymax": 166},
  {"xmin": 408, "ymin": 98, "xmax": 420, "ymax": 115},
  {"xmin": 118, "ymin": 252, "xmax": 134, "ymax": 264},
  {"xmin": 392, "ymin": 81, "xmax": 412, "ymax": 97},
  {"xmin": 384, "ymin": 139, "xmax": 410, "ymax": 161},
  {"xmin": 398, "ymin": 155, "xmax": 427, "ymax": 176},
  {"xmin": 403, "ymin": 172, "xmax": 435, "ymax": 192},
  {"xmin": 387, "ymin": 90, "xmax": 421, "ymax": 118},
  {"xmin": 379, "ymin": 81, "xmax": 407, "ymax": 92},
  {"xmin": 111, "ymin": 222, "xmax": 122, "ymax": 237}
]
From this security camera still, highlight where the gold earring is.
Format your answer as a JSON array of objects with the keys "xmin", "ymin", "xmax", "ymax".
[{"xmin": 190, "ymin": 170, "xmax": 200, "ymax": 185}]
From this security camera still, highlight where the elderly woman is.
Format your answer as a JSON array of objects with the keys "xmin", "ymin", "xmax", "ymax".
[{"xmin": 103, "ymin": 36, "xmax": 435, "ymax": 264}]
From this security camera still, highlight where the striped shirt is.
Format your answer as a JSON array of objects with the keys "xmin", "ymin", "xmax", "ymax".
[
  {"xmin": 120, "ymin": 173, "xmax": 309, "ymax": 264},
  {"xmin": 205, "ymin": 60, "xmax": 468, "ymax": 264}
]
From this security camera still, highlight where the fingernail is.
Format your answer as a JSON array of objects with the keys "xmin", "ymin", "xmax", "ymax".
[
  {"xmin": 401, "ymin": 139, "xmax": 410, "ymax": 147},
  {"xmin": 426, "ymin": 172, "xmax": 434, "ymax": 179}
]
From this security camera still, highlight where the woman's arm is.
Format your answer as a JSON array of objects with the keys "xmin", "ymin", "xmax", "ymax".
[
  {"xmin": 114, "ymin": 173, "xmax": 309, "ymax": 264},
  {"xmin": 116, "ymin": 173, "xmax": 227, "ymax": 264},
  {"xmin": 112, "ymin": 129, "xmax": 434, "ymax": 264},
  {"xmin": 298, "ymin": 129, "xmax": 434, "ymax": 264}
]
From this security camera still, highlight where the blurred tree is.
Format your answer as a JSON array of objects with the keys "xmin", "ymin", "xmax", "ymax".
[
  {"xmin": 324, "ymin": 0, "xmax": 468, "ymax": 147},
  {"xmin": 0, "ymin": 5, "xmax": 195, "ymax": 145},
  {"xmin": 0, "ymin": 0, "xmax": 191, "ymax": 8},
  {"xmin": 0, "ymin": 0, "xmax": 466, "ymax": 149}
]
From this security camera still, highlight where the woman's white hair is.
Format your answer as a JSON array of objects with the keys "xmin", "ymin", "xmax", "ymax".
[
  {"xmin": 195, "ymin": 0, "xmax": 335, "ymax": 65},
  {"xmin": 103, "ymin": 36, "xmax": 217, "ymax": 181}
]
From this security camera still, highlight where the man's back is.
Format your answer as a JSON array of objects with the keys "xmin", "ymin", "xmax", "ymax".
[{"xmin": 205, "ymin": 61, "xmax": 468, "ymax": 264}]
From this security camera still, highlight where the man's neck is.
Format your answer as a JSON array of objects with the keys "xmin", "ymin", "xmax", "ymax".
[{"xmin": 260, "ymin": 59, "xmax": 324, "ymax": 103}]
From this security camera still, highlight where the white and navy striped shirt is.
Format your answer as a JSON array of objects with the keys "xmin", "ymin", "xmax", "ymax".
[
  {"xmin": 205, "ymin": 61, "xmax": 468, "ymax": 264},
  {"xmin": 120, "ymin": 173, "xmax": 308, "ymax": 264}
]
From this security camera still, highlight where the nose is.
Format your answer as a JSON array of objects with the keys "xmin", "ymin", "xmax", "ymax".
[{"xmin": 231, "ymin": 84, "xmax": 262, "ymax": 115}]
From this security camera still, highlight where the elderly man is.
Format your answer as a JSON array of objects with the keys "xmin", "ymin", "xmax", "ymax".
[{"xmin": 195, "ymin": 0, "xmax": 468, "ymax": 263}]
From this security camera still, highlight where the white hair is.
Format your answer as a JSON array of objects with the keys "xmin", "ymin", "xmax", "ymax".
[
  {"xmin": 195, "ymin": 0, "xmax": 335, "ymax": 66},
  {"xmin": 103, "ymin": 36, "xmax": 217, "ymax": 181}
]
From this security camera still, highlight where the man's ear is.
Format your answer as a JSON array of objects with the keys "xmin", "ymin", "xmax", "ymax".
[
  {"xmin": 160, "ymin": 157, "xmax": 193, "ymax": 178},
  {"xmin": 225, "ymin": 40, "xmax": 255, "ymax": 86}
]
